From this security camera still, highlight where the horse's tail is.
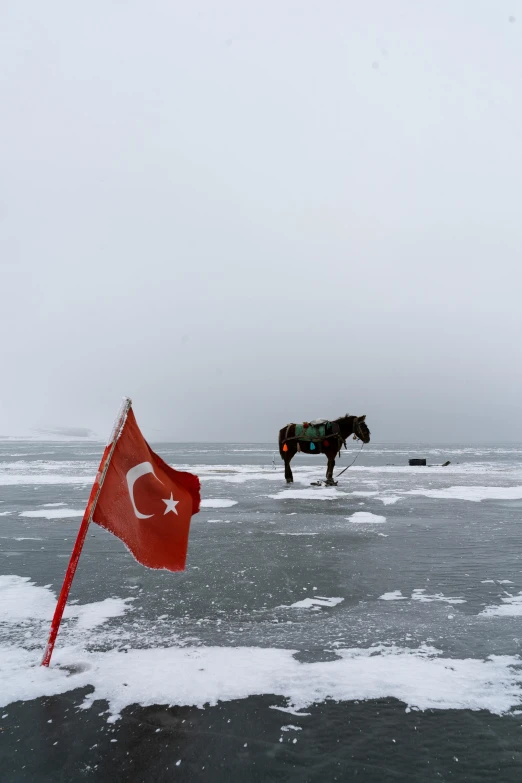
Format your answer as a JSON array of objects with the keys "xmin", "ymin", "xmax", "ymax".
[
  {"xmin": 278, "ymin": 427, "xmax": 286, "ymax": 458},
  {"xmin": 278, "ymin": 424, "xmax": 294, "ymax": 458}
]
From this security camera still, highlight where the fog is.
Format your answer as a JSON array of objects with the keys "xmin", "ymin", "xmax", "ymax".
[{"xmin": 1, "ymin": 2, "xmax": 521, "ymax": 442}]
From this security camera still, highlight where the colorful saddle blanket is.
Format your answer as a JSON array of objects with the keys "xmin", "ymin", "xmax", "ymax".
[{"xmin": 295, "ymin": 420, "xmax": 337, "ymax": 441}]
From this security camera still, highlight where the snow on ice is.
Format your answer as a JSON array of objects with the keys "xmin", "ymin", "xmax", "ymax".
[
  {"xmin": 347, "ymin": 512, "xmax": 387, "ymax": 524},
  {"xmin": 408, "ymin": 486, "xmax": 522, "ymax": 502},
  {"xmin": 1, "ymin": 641, "xmax": 521, "ymax": 722},
  {"xmin": 200, "ymin": 499, "xmax": 238, "ymax": 508},
  {"xmin": 20, "ymin": 509, "xmax": 84, "ymax": 519}
]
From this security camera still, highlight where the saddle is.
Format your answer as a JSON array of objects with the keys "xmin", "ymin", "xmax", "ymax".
[{"xmin": 294, "ymin": 420, "xmax": 341, "ymax": 442}]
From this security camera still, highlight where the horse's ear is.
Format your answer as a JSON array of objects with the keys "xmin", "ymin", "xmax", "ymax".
[{"xmin": 359, "ymin": 414, "xmax": 366, "ymax": 421}]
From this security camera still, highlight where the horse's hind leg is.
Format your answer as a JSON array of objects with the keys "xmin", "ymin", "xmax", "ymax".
[{"xmin": 284, "ymin": 456, "xmax": 294, "ymax": 483}]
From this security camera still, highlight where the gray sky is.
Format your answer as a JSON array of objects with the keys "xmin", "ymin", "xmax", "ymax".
[{"xmin": 1, "ymin": 1, "xmax": 521, "ymax": 442}]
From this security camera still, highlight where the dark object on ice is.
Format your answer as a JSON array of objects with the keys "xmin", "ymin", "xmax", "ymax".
[
  {"xmin": 409, "ymin": 458, "xmax": 427, "ymax": 466},
  {"xmin": 279, "ymin": 414, "xmax": 371, "ymax": 485},
  {"xmin": 441, "ymin": 460, "xmax": 451, "ymax": 467}
]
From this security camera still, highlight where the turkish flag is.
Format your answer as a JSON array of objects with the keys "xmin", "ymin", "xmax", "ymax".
[{"xmin": 93, "ymin": 409, "xmax": 200, "ymax": 571}]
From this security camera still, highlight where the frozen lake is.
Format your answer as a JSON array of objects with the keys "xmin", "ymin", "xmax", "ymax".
[{"xmin": 1, "ymin": 440, "xmax": 522, "ymax": 781}]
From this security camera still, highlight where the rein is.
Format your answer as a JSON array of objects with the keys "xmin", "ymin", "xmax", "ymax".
[{"xmin": 335, "ymin": 440, "xmax": 365, "ymax": 478}]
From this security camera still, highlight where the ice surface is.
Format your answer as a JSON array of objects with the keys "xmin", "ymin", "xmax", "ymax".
[
  {"xmin": 274, "ymin": 531, "xmax": 319, "ymax": 536},
  {"xmin": 3, "ymin": 441, "xmax": 522, "ymax": 734},
  {"xmin": 3, "ymin": 577, "xmax": 518, "ymax": 720},
  {"xmin": 19, "ymin": 509, "xmax": 84, "ymax": 519}
]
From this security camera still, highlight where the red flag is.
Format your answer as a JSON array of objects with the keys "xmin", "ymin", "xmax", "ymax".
[{"xmin": 93, "ymin": 408, "xmax": 200, "ymax": 571}]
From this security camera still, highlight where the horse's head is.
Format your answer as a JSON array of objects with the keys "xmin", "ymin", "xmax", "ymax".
[{"xmin": 352, "ymin": 414, "xmax": 371, "ymax": 443}]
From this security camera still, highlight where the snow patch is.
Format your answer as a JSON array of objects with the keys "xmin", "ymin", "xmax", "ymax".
[
  {"xmin": 480, "ymin": 593, "xmax": 522, "ymax": 617},
  {"xmin": 411, "ymin": 589, "xmax": 466, "ymax": 605},
  {"xmin": 347, "ymin": 512, "xmax": 387, "ymax": 524},
  {"xmin": 268, "ymin": 489, "xmax": 347, "ymax": 501},
  {"xmin": 378, "ymin": 496, "xmax": 402, "ymax": 505},
  {"xmin": 379, "ymin": 589, "xmax": 465, "ymax": 604},
  {"xmin": 1, "ymin": 643, "xmax": 521, "ymax": 719},
  {"xmin": 408, "ymin": 486, "xmax": 522, "ymax": 502},
  {"xmin": 72, "ymin": 598, "xmax": 134, "ymax": 630},
  {"xmin": 14, "ymin": 537, "xmax": 43, "ymax": 541},
  {"xmin": 269, "ymin": 705, "xmax": 311, "ymax": 716},
  {"xmin": 0, "ymin": 476, "xmax": 93, "ymax": 486},
  {"xmin": 0, "ymin": 576, "xmax": 133, "ymax": 627},
  {"xmin": 286, "ymin": 597, "xmax": 344, "ymax": 610},
  {"xmin": 379, "ymin": 591, "xmax": 407, "ymax": 601},
  {"xmin": 19, "ymin": 509, "xmax": 84, "ymax": 519},
  {"xmin": 200, "ymin": 499, "xmax": 238, "ymax": 509},
  {"xmin": 0, "ymin": 575, "xmax": 57, "ymax": 621}
]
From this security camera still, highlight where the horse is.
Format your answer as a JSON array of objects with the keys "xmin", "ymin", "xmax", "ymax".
[{"xmin": 278, "ymin": 415, "xmax": 370, "ymax": 485}]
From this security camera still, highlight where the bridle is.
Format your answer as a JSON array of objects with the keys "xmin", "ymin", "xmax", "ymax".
[{"xmin": 351, "ymin": 415, "xmax": 369, "ymax": 444}]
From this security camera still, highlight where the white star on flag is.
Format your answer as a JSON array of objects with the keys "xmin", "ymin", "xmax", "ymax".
[{"xmin": 162, "ymin": 492, "xmax": 179, "ymax": 515}]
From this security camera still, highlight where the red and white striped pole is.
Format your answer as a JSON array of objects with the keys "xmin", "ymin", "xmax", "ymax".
[{"xmin": 41, "ymin": 397, "xmax": 132, "ymax": 667}]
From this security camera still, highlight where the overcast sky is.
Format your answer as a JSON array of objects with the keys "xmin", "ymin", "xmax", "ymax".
[{"xmin": 1, "ymin": 1, "xmax": 521, "ymax": 442}]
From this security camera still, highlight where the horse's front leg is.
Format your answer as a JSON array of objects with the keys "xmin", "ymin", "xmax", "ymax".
[{"xmin": 325, "ymin": 452, "xmax": 337, "ymax": 485}]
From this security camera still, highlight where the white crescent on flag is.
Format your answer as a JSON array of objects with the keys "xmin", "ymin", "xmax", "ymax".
[{"xmin": 126, "ymin": 461, "xmax": 161, "ymax": 519}]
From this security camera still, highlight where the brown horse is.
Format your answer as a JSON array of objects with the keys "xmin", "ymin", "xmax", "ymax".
[{"xmin": 278, "ymin": 415, "xmax": 370, "ymax": 485}]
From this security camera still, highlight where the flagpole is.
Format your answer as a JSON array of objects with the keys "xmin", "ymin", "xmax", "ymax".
[{"xmin": 41, "ymin": 397, "xmax": 132, "ymax": 667}]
